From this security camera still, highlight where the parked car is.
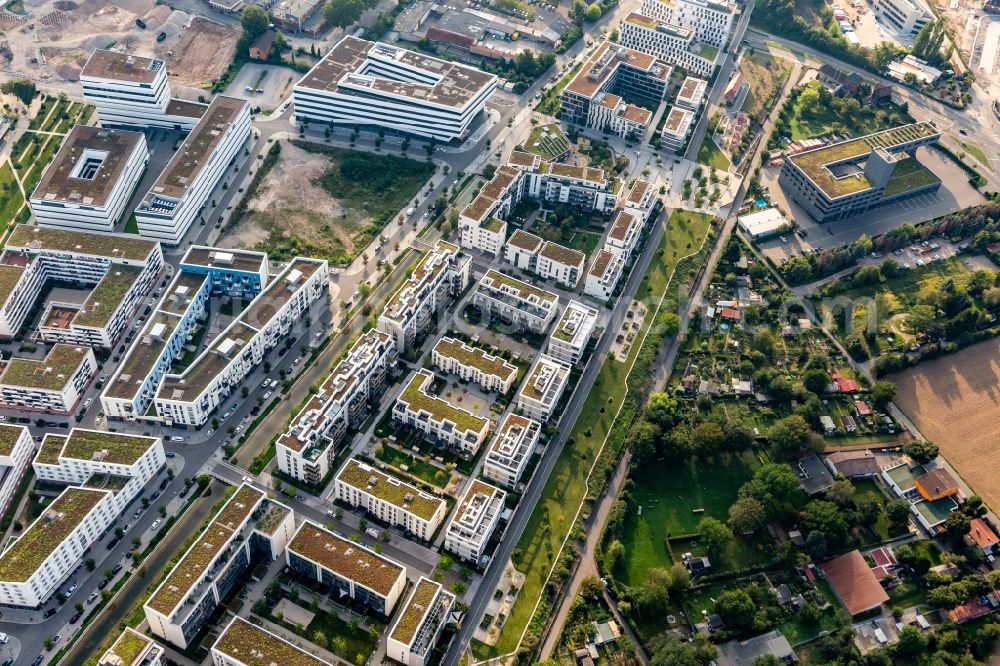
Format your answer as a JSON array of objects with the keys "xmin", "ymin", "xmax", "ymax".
[
  {"xmin": 32, "ymin": 656, "xmax": 44, "ymax": 666},
  {"xmin": 135, "ymin": 17, "xmax": 146, "ymax": 28},
  {"xmin": 69, "ymin": 611, "xmax": 82, "ymax": 624},
  {"xmin": 112, "ymin": 563, "xmax": 123, "ymax": 575},
  {"xmin": 42, "ymin": 608, "xmax": 57, "ymax": 618},
  {"xmin": 66, "ymin": 584, "xmax": 77, "ymax": 594},
  {"xmin": 156, "ymin": 31, "xmax": 166, "ymax": 42},
  {"xmin": 151, "ymin": 519, "xmax": 161, "ymax": 530},
  {"xmin": 170, "ymin": 436, "xmax": 184, "ymax": 442},
  {"xmin": 107, "ymin": 538, "xmax": 119, "ymax": 550},
  {"xmin": 87, "ymin": 591, "xmax": 98, "ymax": 604},
  {"xmin": 97, "ymin": 578, "xmax": 109, "ymax": 589}
]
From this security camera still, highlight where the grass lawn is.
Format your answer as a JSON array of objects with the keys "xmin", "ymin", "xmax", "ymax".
[
  {"xmin": 275, "ymin": 608, "xmax": 378, "ymax": 663},
  {"xmin": 535, "ymin": 61, "xmax": 584, "ymax": 116},
  {"xmin": 789, "ymin": 81, "xmax": 912, "ymax": 141},
  {"xmin": 0, "ymin": 161, "xmax": 25, "ymax": 234},
  {"xmin": 123, "ymin": 214, "xmax": 140, "ymax": 234},
  {"xmin": 475, "ymin": 210, "xmax": 714, "ymax": 661},
  {"xmin": 565, "ymin": 230, "xmax": 602, "ymax": 255},
  {"xmin": 374, "ymin": 443, "xmax": 450, "ymax": 488},
  {"xmin": 697, "ymin": 136, "xmax": 731, "ymax": 171},
  {"xmin": 960, "ymin": 141, "xmax": 989, "ymax": 168},
  {"xmin": 886, "ymin": 578, "xmax": 927, "ymax": 611}
]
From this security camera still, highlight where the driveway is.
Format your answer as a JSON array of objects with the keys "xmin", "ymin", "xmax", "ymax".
[{"xmin": 223, "ymin": 64, "xmax": 299, "ymax": 114}]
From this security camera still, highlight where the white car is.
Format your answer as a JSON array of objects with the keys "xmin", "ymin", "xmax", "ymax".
[
  {"xmin": 0, "ymin": 632, "xmax": 9, "ymax": 644},
  {"xmin": 83, "ymin": 398, "xmax": 93, "ymax": 409},
  {"xmin": 151, "ymin": 519, "xmax": 161, "ymax": 530}
]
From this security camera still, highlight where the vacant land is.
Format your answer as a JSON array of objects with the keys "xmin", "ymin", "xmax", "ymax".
[
  {"xmin": 696, "ymin": 136, "xmax": 731, "ymax": 171},
  {"xmin": 154, "ymin": 17, "xmax": 239, "ymax": 88},
  {"xmin": 739, "ymin": 49, "xmax": 792, "ymax": 122},
  {"xmin": 220, "ymin": 140, "xmax": 434, "ymax": 265},
  {"xmin": 890, "ymin": 337, "xmax": 1000, "ymax": 512}
]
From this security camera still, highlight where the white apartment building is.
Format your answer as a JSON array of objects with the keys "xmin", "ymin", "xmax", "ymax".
[
  {"xmin": 625, "ymin": 179, "xmax": 656, "ymax": 220},
  {"xmin": 483, "ymin": 413, "xmax": 541, "ymax": 489},
  {"xmin": 102, "ymin": 247, "xmax": 268, "ymax": 422},
  {"xmin": 0, "ymin": 345, "xmax": 96, "ymax": 413},
  {"xmin": 676, "ymin": 75, "xmax": 709, "ymax": 111},
  {"xmin": 0, "ymin": 426, "xmax": 34, "ymax": 529},
  {"xmin": 81, "ymin": 50, "xmax": 207, "ymax": 130},
  {"xmin": 620, "ymin": 14, "xmax": 716, "ymax": 78},
  {"xmin": 393, "ymin": 369, "xmax": 491, "ymax": 454},
  {"xmin": 212, "ymin": 617, "xmax": 334, "ymax": 666},
  {"xmin": 872, "ymin": 0, "xmax": 931, "ymax": 34},
  {"xmin": 335, "ymin": 458, "xmax": 447, "ymax": 540},
  {"xmin": 134, "ymin": 96, "xmax": 251, "ymax": 244},
  {"xmin": 386, "ymin": 578, "xmax": 455, "ymax": 666},
  {"xmin": 516, "ymin": 353, "xmax": 571, "ymax": 422},
  {"xmin": 100, "ymin": 628, "xmax": 166, "ymax": 666},
  {"xmin": 640, "ymin": 0, "xmax": 736, "ymax": 47},
  {"xmin": 537, "ymin": 241, "xmax": 586, "ymax": 289},
  {"xmin": 0, "ymin": 486, "xmax": 117, "ymax": 607},
  {"xmin": 378, "ymin": 240, "xmax": 470, "ymax": 354},
  {"xmin": 432, "ymin": 337, "xmax": 516, "ymax": 394},
  {"xmin": 504, "ymin": 229, "xmax": 543, "ymax": 271},
  {"xmin": 294, "ymin": 36, "xmax": 497, "ymax": 142},
  {"xmin": 547, "ymin": 300, "xmax": 598, "ymax": 365},
  {"xmin": 588, "ymin": 91, "xmax": 653, "ymax": 139},
  {"xmin": 145, "ymin": 485, "xmax": 294, "ymax": 648},
  {"xmin": 30, "ymin": 126, "xmax": 149, "ymax": 233},
  {"xmin": 0, "ymin": 224, "xmax": 162, "ymax": 347},
  {"xmin": 473, "ymin": 269, "xmax": 560, "ymax": 334},
  {"xmin": 459, "ymin": 166, "xmax": 522, "ymax": 256},
  {"xmin": 287, "ymin": 520, "xmax": 407, "ymax": 616},
  {"xmin": 585, "ymin": 249, "xmax": 626, "ymax": 302},
  {"xmin": 661, "ymin": 106, "xmax": 696, "ymax": 149},
  {"xmin": 153, "ymin": 258, "xmax": 329, "ymax": 427},
  {"xmin": 445, "ymin": 479, "xmax": 507, "ymax": 563},
  {"xmin": 524, "ymin": 163, "xmax": 620, "ymax": 215},
  {"xmin": 605, "ymin": 210, "xmax": 643, "ymax": 261},
  {"xmin": 277, "ymin": 330, "xmax": 396, "ymax": 486}
]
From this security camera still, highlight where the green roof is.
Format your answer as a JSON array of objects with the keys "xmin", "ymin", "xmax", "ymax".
[
  {"xmin": 433, "ymin": 337, "xmax": 516, "ymax": 383},
  {"xmin": 390, "ymin": 578, "xmax": 442, "ymax": 645},
  {"xmin": 484, "ymin": 217, "xmax": 506, "ymax": 233},
  {"xmin": 338, "ymin": 458, "xmax": 445, "ymax": 521},
  {"xmin": 0, "ymin": 425, "xmax": 26, "ymax": 457},
  {"xmin": 289, "ymin": 522, "xmax": 404, "ymax": 596},
  {"xmin": 0, "ymin": 487, "xmax": 108, "ymax": 582},
  {"xmin": 482, "ymin": 269, "xmax": 557, "ymax": 304},
  {"xmin": 0, "ymin": 265, "xmax": 25, "ymax": 307},
  {"xmin": 74, "ymin": 265, "xmax": 143, "ymax": 328},
  {"xmin": 0, "ymin": 345, "xmax": 90, "ymax": 391},
  {"xmin": 6, "ymin": 224, "xmax": 156, "ymax": 261},
  {"xmin": 254, "ymin": 503, "xmax": 289, "ymax": 535},
  {"xmin": 882, "ymin": 157, "xmax": 940, "ymax": 198},
  {"xmin": 105, "ymin": 311, "xmax": 182, "ymax": 400},
  {"xmin": 35, "ymin": 434, "xmax": 67, "ymax": 465},
  {"xmin": 398, "ymin": 371, "xmax": 490, "ymax": 436},
  {"xmin": 61, "ymin": 429, "xmax": 157, "ymax": 466},
  {"xmin": 215, "ymin": 618, "xmax": 331, "ymax": 666},
  {"xmin": 106, "ymin": 629, "xmax": 154, "ymax": 666}
]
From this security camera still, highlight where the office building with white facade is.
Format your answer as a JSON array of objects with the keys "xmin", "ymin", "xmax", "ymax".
[
  {"xmin": 537, "ymin": 241, "xmax": 586, "ymax": 289},
  {"xmin": 473, "ymin": 269, "xmax": 560, "ymax": 334},
  {"xmin": 547, "ymin": 300, "xmax": 598, "ymax": 365},
  {"xmin": 0, "ymin": 345, "xmax": 96, "ymax": 414},
  {"xmin": 445, "ymin": 479, "xmax": 507, "ymax": 563},
  {"xmin": 483, "ymin": 413, "xmax": 541, "ymax": 488},
  {"xmin": 516, "ymin": 354, "xmax": 571, "ymax": 422},
  {"xmin": 378, "ymin": 240, "xmax": 470, "ymax": 354},
  {"xmin": 277, "ymin": 330, "xmax": 396, "ymax": 486},
  {"xmin": 0, "ymin": 486, "xmax": 117, "ymax": 607},
  {"xmin": 335, "ymin": 458, "xmax": 447, "ymax": 539},
  {"xmin": 0, "ymin": 224, "xmax": 162, "ymax": 348},
  {"xmin": 145, "ymin": 484, "xmax": 295, "ymax": 648},
  {"xmin": 293, "ymin": 36, "xmax": 497, "ymax": 142},
  {"xmin": 872, "ymin": 0, "xmax": 931, "ymax": 34},
  {"xmin": 288, "ymin": 520, "xmax": 407, "ymax": 616},
  {"xmin": 0, "ymin": 426, "xmax": 34, "ymax": 532},
  {"xmin": 660, "ymin": 106, "xmax": 696, "ymax": 149},
  {"xmin": 81, "ymin": 49, "xmax": 207, "ymax": 130},
  {"xmin": 432, "ymin": 337, "xmax": 516, "ymax": 394},
  {"xmin": 504, "ymin": 229, "xmax": 543, "ymax": 271},
  {"xmin": 585, "ymin": 249, "xmax": 626, "ymax": 302},
  {"xmin": 620, "ymin": 13, "xmax": 716, "ymax": 78},
  {"xmin": 99, "ymin": 628, "xmax": 166, "ymax": 666},
  {"xmin": 393, "ymin": 369, "xmax": 491, "ymax": 454},
  {"xmin": 134, "ymin": 96, "xmax": 251, "ymax": 244},
  {"xmin": 386, "ymin": 578, "xmax": 455, "ymax": 666},
  {"xmin": 29, "ymin": 126, "xmax": 148, "ymax": 233},
  {"xmin": 639, "ymin": 0, "xmax": 736, "ymax": 47},
  {"xmin": 212, "ymin": 617, "xmax": 334, "ymax": 666}
]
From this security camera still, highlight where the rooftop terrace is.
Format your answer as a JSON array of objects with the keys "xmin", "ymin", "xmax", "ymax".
[
  {"xmin": 61, "ymin": 429, "xmax": 157, "ymax": 466},
  {"xmin": 480, "ymin": 269, "xmax": 557, "ymax": 305},
  {"xmin": 390, "ymin": 578, "xmax": 444, "ymax": 645},
  {"xmin": 104, "ymin": 628, "xmax": 156, "ymax": 666},
  {"xmin": 81, "ymin": 49, "xmax": 163, "ymax": 84},
  {"xmin": 433, "ymin": 337, "xmax": 516, "ymax": 384},
  {"xmin": 566, "ymin": 41, "xmax": 656, "ymax": 99}
]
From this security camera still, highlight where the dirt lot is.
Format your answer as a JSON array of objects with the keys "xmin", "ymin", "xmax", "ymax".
[
  {"xmin": 154, "ymin": 16, "xmax": 238, "ymax": 88},
  {"xmin": 739, "ymin": 49, "xmax": 792, "ymax": 123},
  {"xmin": 890, "ymin": 338, "xmax": 1000, "ymax": 512}
]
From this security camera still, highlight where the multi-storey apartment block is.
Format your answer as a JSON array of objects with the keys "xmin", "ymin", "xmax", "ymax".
[
  {"xmin": 99, "ymin": 628, "xmax": 166, "ymax": 666},
  {"xmin": 537, "ymin": 241, "xmax": 586, "ymax": 289},
  {"xmin": 30, "ymin": 126, "xmax": 149, "ymax": 233},
  {"xmin": 0, "ymin": 425, "xmax": 34, "ymax": 531},
  {"xmin": 0, "ymin": 224, "xmax": 162, "ymax": 347},
  {"xmin": 660, "ymin": 106, "xmax": 696, "ymax": 150},
  {"xmin": 101, "ymin": 247, "xmax": 268, "ymax": 422},
  {"xmin": 624, "ymin": 179, "xmax": 656, "ymax": 220},
  {"xmin": 639, "ymin": 0, "xmax": 736, "ymax": 47},
  {"xmin": 0, "ymin": 486, "xmax": 117, "ymax": 607},
  {"xmin": 153, "ymin": 258, "xmax": 328, "ymax": 426},
  {"xmin": 378, "ymin": 240, "xmax": 470, "ymax": 354},
  {"xmin": 32, "ymin": 428, "xmax": 165, "ymax": 517},
  {"xmin": 386, "ymin": 577, "xmax": 455, "ymax": 666},
  {"xmin": 134, "ymin": 96, "xmax": 251, "ymax": 244},
  {"xmin": 335, "ymin": 458, "xmax": 447, "ymax": 539},
  {"xmin": 584, "ymin": 248, "xmax": 626, "ymax": 302},
  {"xmin": 483, "ymin": 413, "xmax": 541, "ymax": 488},
  {"xmin": 547, "ymin": 300, "xmax": 598, "ymax": 365},
  {"xmin": 212, "ymin": 617, "xmax": 334, "ymax": 666},
  {"xmin": 145, "ymin": 484, "xmax": 294, "ymax": 648},
  {"xmin": 605, "ymin": 210, "xmax": 644, "ymax": 261},
  {"xmin": 505, "ymin": 229, "xmax": 543, "ymax": 271},
  {"xmin": 394, "ymin": 369, "xmax": 490, "ymax": 453},
  {"xmin": 560, "ymin": 42, "xmax": 670, "ymax": 137},
  {"xmin": 620, "ymin": 13, "xmax": 716, "ymax": 78},
  {"xmin": 432, "ymin": 337, "xmax": 517, "ymax": 394},
  {"xmin": 277, "ymin": 330, "xmax": 396, "ymax": 485},
  {"xmin": 0, "ymin": 345, "xmax": 96, "ymax": 413},
  {"xmin": 293, "ymin": 36, "xmax": 497, "ymax": 142},
  {"xmin": 675, "ymin": 75, "xmax": 709, "ymax": 110},
  {"xmin": 473, "ymin": 269, "xmax": 560, "ymax": 334},
  {"xmin": 524, "ymin": 163, "xmax": 620, "ymax": 214},
  {"xmin": 459, "ymin": 166, "xmax": 522, "ymax": 256},
  {"xmin": 81, "ymin": 49, "xmax": 206, "ymax": 130},
  {"xmin": 516, "ymin": 353, "xmax": 571, "ymax": 421},
  {"xmin": 778, "ymin": 123, "xmax": 941, "ymax": 222},
  {"xmin": 445, "ymin": 479, "xmax": 507, "ymax": 563},
  {"xmin": 287, "ymin": 520, "xmax": 407, "ymax": 616}
]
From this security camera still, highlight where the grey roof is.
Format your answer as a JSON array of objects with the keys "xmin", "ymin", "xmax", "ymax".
[
  {"xmin": 794, "ymin": 454, "xmax": 834, "ymax": 495},
  {"xmin": 716, "ymin": 630, "xmax": 796, "ymax": 666}
]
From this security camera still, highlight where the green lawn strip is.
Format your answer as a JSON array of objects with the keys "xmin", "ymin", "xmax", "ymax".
[
  {"xmin": 0, "ymin": 161, "xmax": 25, "ymax": 231},
  {"xmin": 697, "ymin": 136, "xmax": 731, "ymax": 171},
  {"xmin": 886, "ymin": 578, "xmax": 928, "ymax": 611},
  {"xmin": 959, "ymin": 141, "xmax": 989, "ymax": 168},
  {"xmin": 374, "ymin": 443, "xmax": 450, "ymax": 488},
  {"xmin": 478, "ymin": 211, "xmax": 713, "ymax": 660},
  {"xmin": 535, "ymin": 61, "xmax": 584, "ymax": 116}
]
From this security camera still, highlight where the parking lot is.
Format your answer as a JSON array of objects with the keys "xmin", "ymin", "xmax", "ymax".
[{"xmin": 223, "ymin": 63, "xmax": 299, "ymax": 114}]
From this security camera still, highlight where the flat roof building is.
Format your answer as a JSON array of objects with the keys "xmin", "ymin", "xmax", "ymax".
[
  {"xmin": 445, "ymin": 479, "xmax": 507, "ymax": 563},
  {"xmin": 505, "ymin": 229, "xmax": 544, "ymax": 271},
  {"xmin": 473, "ymin": 269, "xmax": 560, "ymax": 334},
  {"xmin": 211, "ymin": 616, "xmax": 334, "ymax": 666},
  {"xmin": 432, "ymin": 337, "xmax": 516, "ymax": 394},
  {"xmin": 483, "ymin": 413, "xmax": 541, "ymax": 489},
  {"xmin": 516, "ymin": 353, "xmax": 571, "ymax": 422},
  {"xmin": 99, "ymin": 628, "xmax": 166, "ymax": 666},
  {"xmin": 619, "ymin": 13, "xmax": 716, "ymax": 79},
  {"xmin": 675, "ymin": 75, "xmax": 709, "ymax": 110},
  {"xmin": 387, "ymin": 577, "xmax": 455, "ymax": 666},
  {"xmin": 639, "ymin": 0, "xmax": 736, "ymax": 47},
  {"xmin": 584, "ymin": 248, "xmax": 625, "ymax": 302},
  {"xmin": 393, "ymin": 369, "xmax": 491, "ymax": 454},
  {"xmin": 294, "ymin": 36, "xmax": 497, "ymax": 142},
  {"xmin": 0, "ymin": 426, "xmax": 34, "ymax": 542},
  {"xmin": 547, "ymin": 300, "xmax": 598, "ymax": 365},
  {"xmin": 0, "ymin": 344, "xmax": 97, "ymax": 414},
  {"xmin": 537, "ymin": 241, "xmax": 586, "ymax": 289},
  {"xmin": 335, "ymin": 458, "xmax": 447, "ymax": 540},
  {"xmin": 30, "ymin": 126, "xmax": 149, "ymax": 233},
  {"xmin": 605, "ymin": 209, "xmax": 644, "ymax": 261},
  {"xmin": 737, "ymin": 207, "xmax": 789, "ymax": 239},
  {"xmin": 660, "ymin": 106, "xmax": 696, "ymax": 149}
]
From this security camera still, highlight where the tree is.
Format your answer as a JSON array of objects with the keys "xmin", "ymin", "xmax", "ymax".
[
  {"xmin": 806, "ymin": 529, "xmax": 827, "ymax": 559},
  {"xmin": 895, "ymin": 625, "xmax": 929, "ymax": 659},
  {"xmin": 802, "ymin": 500, "xmax": 848, "ymax": 543},
  {"xmin": 871, "ymin": 380, "xmax": 896, "ymax": 408},
  {"xmin": 750, "ymin": 463, "xmax": 800, "ymax": 501},
  {"xmin": 312, "ymin": 630, "xmax": 328, "ymax": 649},
  {"xmin": 1, "ymin": 79, "xmax": 36, "ymax": 105},
  {"xmin": 322, "ymin": 0, "xmax": 365, "ymax": 28},
  {"xmin": 645, "ymin": 392, "xmax": 678, "ymax": 428},
  {"xmin": 905, "ymin": 440, "xmax": 939, "ymax": 464},
  {"xmin": 649, "ymin": 635, "xmax": 717, "ymax": 666},
  {"xmin": 330, "ymin": 636, "xmax": 348, "ymax": 655},
  {"xmin": 607, "ymin": 539, "xmax": 625, "ymax": 570},
  {"xmin": 634, "ymin": 568, "xmax": 672, "ymax": 615},
  {"xmin": 715, "ymin": 588, "xmax": 756, "ymax": 630},
  {"xmin": 583, "ymin": 2, "xmax": 601, "ymax": 21},
  {"xmin": 580, "ymin": 576, "xmax": 604, "ymax": 599},
  {"xmin": 803, "ymin": 369, "xmax": 829, "ymax": 395},
  {"xmin": 729, "ymin": 497, "xmax": 766, "ymax": 535},
  {"xmin": 752, "ymin": 656, "xmax": 785, "ymax": 666},
  {"xmin": 692, "ymin": 421, "xmax": 725, "ymax": 455},
  {"xmin": 85, "ymin": 557, "xmax": 95, "ymax": 571},
  {"xmin": 240, "ymin": 5, "xmax": 269, "ymax": 37},
  {"xmin": 767, "ymin": 415, "xmax": 822, "ymax": 458},
  {"xmin": 942, "ymin": 511, "xmax": 972, "ymax": 543},
  {"xmin": 826, "ymin": 479, "xmax": 855, "ymax": 507},
  {"xmin": 698, "ymin": 517, "xmax": 733, "ymax": 558},
  {"xmin": 723, "ymin": 420, "xmax": 754, "ymax": 453},
  {"xmin": 886, "ymin": 498, "xmax": 911, "ymax": 524}
]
